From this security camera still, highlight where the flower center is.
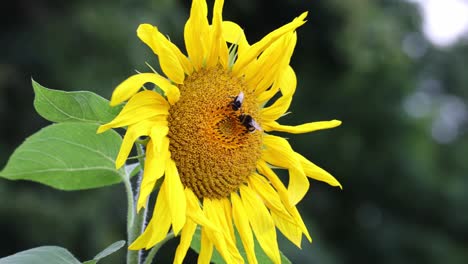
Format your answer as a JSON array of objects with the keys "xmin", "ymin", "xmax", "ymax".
[{"xmin": 167, "ymin": 66, "xmax": 262, "ymax": 199}]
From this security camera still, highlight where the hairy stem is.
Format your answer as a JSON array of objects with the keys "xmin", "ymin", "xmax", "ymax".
[
  {"xmin": 122, "ymin": 169, "xmax": 137, "ymax": 264},
  {"xmin": 126, "ymin": 143, "xmax": 149, "ymax": 264},
  {"xmin": 124, "ymin": 143, "xmax": 147, "ymax": 264}
]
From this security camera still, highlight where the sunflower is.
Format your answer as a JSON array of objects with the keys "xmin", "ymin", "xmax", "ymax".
[{"xmin": 98, "ymin": 0, "xmax": 341, "ymax": 263}]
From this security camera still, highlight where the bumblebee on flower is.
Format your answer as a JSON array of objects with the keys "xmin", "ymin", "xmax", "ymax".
[{"xmin": 98, "ymin": 0, "xmax": 342, "ymax": 263}]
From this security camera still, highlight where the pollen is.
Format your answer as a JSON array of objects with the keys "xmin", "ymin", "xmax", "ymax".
[{"xmin": 167, "ymin": 66, "xmax": 263, "ymax": 199}]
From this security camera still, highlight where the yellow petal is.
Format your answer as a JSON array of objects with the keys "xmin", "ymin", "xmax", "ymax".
[
  {"xmin": 203, "ymin": 199, "xmax": 239, "ymax": 264},
  {"xmin": 256, "ymin": 160, "xmax": 312, "ymax": 243},
  {"xmin": 198, "ymin": 227, "xmax": 214, "ymax": 264},
  {"xmin": 295, "ymin": 152, "xmax": 342, "ymax": 188},
  {"xmin": 136, "ymin": 24, "xmax": 193, "ymax": 75},
  {"xmin": 257, "ymin": 64, "xmax": 296, "ymax": 105},
  {"xmin": 239, "ymin": 185, "xmax": 280, "ymax": 264},
  {"xmin": 262, "ymin": 135, "xmax": 294, "ymax": 169},
  {"xmin": 137, "ymin": 137, "xmax": 170, "ymax": 211},
  {"xmin": 248, "ymin": 173, "xmax": 291, "ymax": 220},
  {"xmin": 260, "ymin": 90, "xmax": 293, "ymax": 123},
  {"xmin": 262, "ymin": 135, "xmax": 308, "ymax": 205},
  {"xmin": 263, "ymin": 120, "xmax": 342, "ymax": 134},
  {"xmin": 219, "ymin": 198, "xmax": 235, "ymax": 242},
  {"xmin": 174, "ymin": 220, "xmax": 197, "ymax": 264},
  {"xmin": 245, "ymin": 32, "xmax": 296, "ymax": 96},
  {"xmin": 184, "ymin": 0, "xmax": 209, "ymax": 70},
  {"xmin": 137, "ymin": 24, "xmax": 186, "ymax": 84},
  {"xmin": 256, "ymin": 80, "xmax": 280, "ymax": 105},
  {"xmin": 115, "ymin": 118, "xmax": 166, "ymax": 168},
  {"xmin": 137, "ymin": 140, "xmax": 157, "ymax": 211},
  {"xmin": 206, "ymin": 0, "xmax": 228, "ymax": 68},
  {"xmin": 128, "ymin": 216, "xmax": 156, "ymax": 250},
  {"xmin": 271, "ymin": 211, "xmax": 303, "ymax": 248},
  {"xmin": 286, "ymin": 205, "xmax": 312, "ymax": 243},
  {"xmin": 232, "ymin": 193, "xmax": 258, "ymax": 264},
  {"xmin": 129, "ymin": 182, "xmax": 171, "ymax": 250},
  {"xmin": 243, "ymin": 34, "xmax": 287, "ymax": 90},
  {"xmin": 259, "ymin": 66, "xmax": 297, "ymax": 122},
  {"xmin": 217, "ymin": 199, "xmax": 244, "ymax": 264},
  {"xmin": 150, "ymin": 125, "xmax": 169, "ymax": 152},
  {"xmin": 256, "ymin": 33, "xmax": 296, "ymax": 96},
  {"xmin": 165, "ymin": 159, "xmax": 187, "ymax": 235},
  {"xmin": 278, "ymin": 63, "xmax": 297, "ymax": 98},
  {"xmin": 221, "ymin": 21, "xmax": 249, "ymax": 55},
  {"xmin": 256, "ymin": 160, "xmax": 291, "ymax": 208},
  {"xmin": 249, "ymin": 175, "xmax": 304, "ymax": 247},
  {"xmin": 110, "ymin": 73, "xmax": 180, "ymax": 106},
  {"xmin": 98, "ymin": 90, "xmax": 168, "ymax": 133},
  {"xmin": 286, "ymin": 163, "xmax": 309, "ymax": 206},
  {"xmin": 185, "ymin": 188, "xmax": 219, "ymax": 231},
  {"xmin": 233, "ymin": 12, "xmax": 307, "ymax": 75}
]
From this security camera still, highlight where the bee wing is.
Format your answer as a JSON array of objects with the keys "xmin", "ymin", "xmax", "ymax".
[
  {"xmin": 237, "ymin": 91, "xmax": 244, "ymax": 104},
  {"xmin": 251, "ymin": 119, "xmax": 262, "ymax": 131}
]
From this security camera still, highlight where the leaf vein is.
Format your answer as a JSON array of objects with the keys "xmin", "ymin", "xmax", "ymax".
[
  {"xmin": 4, "ymin": 166, "xmax": 117, "ymax": 177},
  {"xmin": 15, "ymin": 149, "xmax": 69, "ymax": 167},
  {"xmin": 28, "ymin": 136, "xmax": 115, "ymax": 165},
  {"xmin": 37, "ymin": 88, "xmax": 92, "ymax": 122}
]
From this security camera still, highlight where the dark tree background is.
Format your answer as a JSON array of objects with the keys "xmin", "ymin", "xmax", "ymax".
[{"xmin": 1, "ymin": 0, "xmax": 467, "ymax": 263}]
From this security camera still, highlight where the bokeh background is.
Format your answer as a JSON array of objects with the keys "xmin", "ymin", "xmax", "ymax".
[{"xmin": 1, "ymin": 0, "xmax": 468, "ymax": 263}]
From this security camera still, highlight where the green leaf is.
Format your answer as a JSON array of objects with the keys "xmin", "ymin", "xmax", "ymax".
[
  {"xmin": 0, "ymin": 246, "xmax": 81, "ymax": 264},
  {"xmin": 0, "ymin": 122, "xmax": 124, "ymax": 190},
  {"xmin": 32, "ymin": 79, "xmax": 122, "ymax": 124},
  {"xmin": 82, "ymin": 240, "xmax": 126, "ymax": 264},
  {"xmin": 190, "ymin": 228, "xmax": 292, "ymax": 264}
]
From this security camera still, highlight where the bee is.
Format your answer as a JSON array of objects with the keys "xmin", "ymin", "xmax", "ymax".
[
  {"xmin": 229, "ymin": 91, "xmax": 244, "ymax": 111},
  {"xmin": 239, "ymin": 113, "xmax": 262, "ymax": 133}
]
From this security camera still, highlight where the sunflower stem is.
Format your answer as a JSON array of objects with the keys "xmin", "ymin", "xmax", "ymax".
[
  {"xmin": 122, "ymin": 168, "xmax": 137, "ymax": 264},
  {"xmin": 142, "ymin": 232, "xmax": 175, "ymax": 264},
  {"xmin": 126, "ymin": 143, "xmax": 149, "ymax": 264},
  {"xmin": 129, "ymin": 202, "xmax": 148, "ymax": 264}
]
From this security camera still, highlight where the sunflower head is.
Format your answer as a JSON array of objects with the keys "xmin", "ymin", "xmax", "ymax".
[
  {"xmin": 168, "ymin": 66, "xmax": 263, "ymax": 199},
  {"xmin": 98, "ymin": 0, "xmax": 342, "ymax": 263}
]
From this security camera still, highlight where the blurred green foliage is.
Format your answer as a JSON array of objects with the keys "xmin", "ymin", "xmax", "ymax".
[{"xmin": 1, "ymin": 0, "xmax": 467, "ymax": 263}]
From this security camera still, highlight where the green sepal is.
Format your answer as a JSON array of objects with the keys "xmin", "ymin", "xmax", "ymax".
[
  {"xmin": 0, "ymin": 122, "xmax": 125, "ymax": 190},
  {"xmin": 32, "ymin": 79, "xmax": 122, "ymax": 124}
]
